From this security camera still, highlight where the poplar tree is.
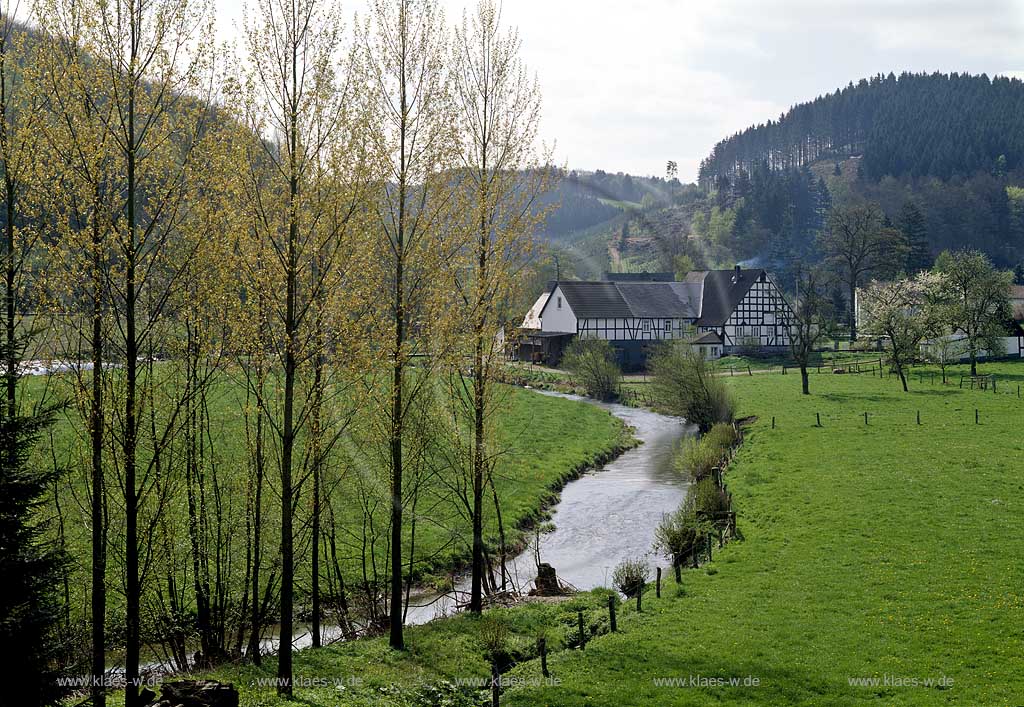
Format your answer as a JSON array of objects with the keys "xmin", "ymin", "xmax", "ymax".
[
  {"xmin": 451, "ymin": 0, "xmax": 549, "ymax": 613},
  {"xmin": 361, "ymin": 0, "xmax": 460, "ymax": 650},
  {"xmin": 229, "ymin": 0, "xmax": 369, "ymax": 691},
  {"xmin": 38, "ymin": 1, "xmax": 215, "ymax": 702}
]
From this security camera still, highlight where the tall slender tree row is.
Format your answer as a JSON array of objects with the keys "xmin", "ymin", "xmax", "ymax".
[
  {"xmin": 0, "ymin": 0, "xmax": 549, "ymax": 702},
  {"xmin": 228, "ymin": 0, "xmax": 370, "ymax": 691},
  {"xmin": 37, "ymin": 0, "xmax": 215, "ymax": 703}
]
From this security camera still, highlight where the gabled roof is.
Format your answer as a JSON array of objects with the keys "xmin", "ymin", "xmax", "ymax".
[
  {"xmin": 1012, "ymin": 285, "xmax": 1024, "ymax": 322},
  {"xmin": 690, "ymin": 269, "xmax": 767, "ymax": 327},
  {"xmin": 552, "ymin": 281, "xmax": 632, "ymax": 318},
  {"xmin": 616, "ymin": 282, "xmax": 697, "ymax": 318},
  {"xmin": 521, "ymin": 291, "xmax": 551, "ymax": 329},
  {"xmin": 690, "ymin": 330, "xmax": 723, "ymax": 345},
  {"xmin": 531, "ymin": 269, "xmax": 775, "ymax": 327}
]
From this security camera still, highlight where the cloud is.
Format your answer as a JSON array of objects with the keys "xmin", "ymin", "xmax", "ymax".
[{"xmin": 212, "ymin": 0, "xmax": 1024, "ymax": 180}]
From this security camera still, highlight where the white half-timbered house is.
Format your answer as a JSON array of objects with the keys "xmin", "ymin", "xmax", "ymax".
[
  {"xmin": 686, "ymin": 268, "xmax": 795, "ymax": 349},
  {"xmin": 518, "ymin": 267, "xmax": 794, "ymax": 369}
]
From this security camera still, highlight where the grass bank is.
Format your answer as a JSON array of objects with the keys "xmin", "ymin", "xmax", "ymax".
[{"xmin": 500, "ymin": 359, "xmax": 1024, "ymax": 705}]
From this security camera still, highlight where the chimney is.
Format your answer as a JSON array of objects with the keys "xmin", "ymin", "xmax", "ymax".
[{"xmin": 732, "ymin": 264, "xmax": 741, "ymax": 283}]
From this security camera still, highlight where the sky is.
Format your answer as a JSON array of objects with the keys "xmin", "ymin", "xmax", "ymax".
[{"xmin": 212, "ymin": 0, "xmax": 1024, "ymax": 181}]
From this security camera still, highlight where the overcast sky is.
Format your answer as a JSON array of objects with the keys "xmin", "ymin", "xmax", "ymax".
[{"xmin": 207, "ymin": 0, "xmax": 1024, "ymax": 181}]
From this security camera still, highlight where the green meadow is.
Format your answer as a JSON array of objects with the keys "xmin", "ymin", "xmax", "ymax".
[
  {"xmin": 503, "ymin": 360, "xmax": 1024, "ymax": 706},
  {"xmin": 130, "ymin": 359, "xmax": 1024, "ymax": 705},
  {"xmin": 35, "ymin": 370, "xmax": 631, "ymax": 649}
]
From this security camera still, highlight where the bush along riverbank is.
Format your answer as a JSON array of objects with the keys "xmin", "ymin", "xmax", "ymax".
[{"xmin": 655, "ymin": 421, "xmax": 745, "ymax": 579}]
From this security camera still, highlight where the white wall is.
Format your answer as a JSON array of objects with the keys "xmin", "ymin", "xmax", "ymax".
[
  {"xmin": 540, "ymin": 286, "xmax": 578, "ymax": 333},
  {"xmin": 921, "ymin": 333, "xmax": 1024, "ymax": 360}
]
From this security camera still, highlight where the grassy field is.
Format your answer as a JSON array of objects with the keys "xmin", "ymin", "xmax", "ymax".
[
  {"xmin": 192, "ymin": 589, "xmax": 617, "ymax": 707},
  {"xmin": 498, "ymin": 359, "xmax": 1024, "ymax": 705},
  {"xmin": 36, "ymin": 369, "xmax": 632, "ymax": 655}
]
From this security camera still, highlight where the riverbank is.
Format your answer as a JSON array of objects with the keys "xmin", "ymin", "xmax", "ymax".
[
  {"xmin": 502, "ymin": 359, "xmax": 1024, "ymax": 705},
  {"xmin": 171, "ymin": 392, "xmax": 690, "ymax": 706}
]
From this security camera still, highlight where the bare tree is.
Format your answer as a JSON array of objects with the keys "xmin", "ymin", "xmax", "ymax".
[
  {"xmin": 818, "ymin": 203, "xmax": 902, "ymax": 342},
  {"xmin": 789, "ymin": 265, "xmax": 834, "ymax": 395}
]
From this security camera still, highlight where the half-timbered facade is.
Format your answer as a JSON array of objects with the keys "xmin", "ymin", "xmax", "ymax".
[
  {"xmin": 689, "ymin": 268, "xmax": 794, "ymax": 349},
  {"xmin": 520, "ymin": 268, "xmax": 794, "ymax": 368}
]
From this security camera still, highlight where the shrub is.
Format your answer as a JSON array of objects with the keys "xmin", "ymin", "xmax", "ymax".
[
  {"xmin": 562, "ymin": 339, "xmax": 621, "ymax": 401},
  {"xmin": 478, "ymin": 615, "xmax": 510, "ymax": 666},
  {"xmin": 675, "ymin": 436, "xmax": 720, "ymax": 482},
  {"xmin": 649, "ymin": 343, "xmax": 735, "ymax": 432},
  {"xmin": 693, "ymin": 478, "xmax": 731, "ymax": 516},
  {"xmin": 611, "ymin": 557, "xmax": 649, "ymax": 598},
  {"xmin": 654, "ymin": 506, "xmax": 700, "ymax": 567},
  {"xmin": 704, "ymin": 422, "xmax": 738, "ymax": 451},
  {"xmin": 675, "ymin": 423, "xmax": 737, "ymax": 482}
]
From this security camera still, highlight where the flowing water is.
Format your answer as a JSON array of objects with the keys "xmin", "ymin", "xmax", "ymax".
[
  {"xmin": 133, "ymin": 390, "xmax": 694, "ymax": 668},
  {"xmin": 405, "ymin": 391, "xmax": 695, "ymax": 623}
]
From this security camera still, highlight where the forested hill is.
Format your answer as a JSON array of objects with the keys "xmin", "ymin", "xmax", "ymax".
[{"xmin": 699, "ymin": 72, "xmax": 1024, "ymax": 187}]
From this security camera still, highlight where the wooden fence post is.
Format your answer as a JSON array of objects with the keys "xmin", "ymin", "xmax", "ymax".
[
  {"xmin": 636, "ymin": 588, "xmax": 642, "ymax": 613},
  {"xmin": 816, "ymin": 412, "xmax": 821, "ymax": 427},
  {"xmin": 864, "ymin": 412, "xmax": 868, "ymax": 426},
  {"xmin": 706, "ymin": 532, "xmax": 713, "ymax": 563},
  {"xmin": 916, "ymin": 410, "xmax": 920, "ymax": 426},
  {"xmin": 608, "ymin": 595, "xmax": 617, "ymax": 632},
  {"xmin": 656, "ymin": 568, "xmax": 662, "ymax": 598},
  {"xmin": 674, "ymin": 562, "xmax": 682, "ymax": 584},
  {"xmin": 976, "ymin": 409, "xmax": 980, "ymax": 425},
  {"xmin": 539, "ymin": 637, "xmax": 549, "ymax": 677},
  {"xmin": 772, "ymin": 416, "xmax": 776, "ymax": 429},
  {"xmin": 578, "ymin": 610, "xmax": 586, "ymax": 649}
]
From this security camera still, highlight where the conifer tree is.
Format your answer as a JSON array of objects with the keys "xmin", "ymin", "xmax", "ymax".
[
  {"xmin": 900, "ymin": 201, "xmax": 931, "ymax": 273},
  {"xmin": 0, "ymin": 397, "xmax": 67, "ymax": 707}
]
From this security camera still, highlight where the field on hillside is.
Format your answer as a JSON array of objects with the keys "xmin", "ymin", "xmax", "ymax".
[{"xmin": 501, "ymin": 360, "xmax": 1024, "ymax": 706}]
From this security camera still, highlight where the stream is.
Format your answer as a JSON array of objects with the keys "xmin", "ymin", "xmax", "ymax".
[
  {"xmin": 404, "ymin": 390, "xmax": 695, "ymax": 624},
  {"xmin": 131, "ymin": 390, "xmax": 695, "ymax": 669}
]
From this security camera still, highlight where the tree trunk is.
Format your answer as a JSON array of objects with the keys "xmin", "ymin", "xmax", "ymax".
[
  {"xmin": 89, "ymin": 214, "xmax": 106, "ymax": 707},
  {"xmin": 389, "ymin": 78, "xmax": 408, "ymax": 650},
  {"xmin": 278, "ymin": 170, "xmax": 299, "ymax": 700},
  {"xmin": 124, "ymin": 83, "xmax": 141, "ymax": 707},
  {"xmin": 800, "ymin": 364, "xmax": 809, "ymax": 395},
  {"xmin": 311, "ymin": 425, "xmax": 322, "ymax": 649},
  {"xmin": 470, "ymin": 334, "xmax": 485, "ymax": 613},
  {"xmin": 247, "ymin": 395, "xmax": 264, "ymax": 664},
  {"xmin": 848, "ymin": 280, "xmax": 857, "ymax": 342}
]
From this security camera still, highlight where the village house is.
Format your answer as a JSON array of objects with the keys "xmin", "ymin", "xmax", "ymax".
[{"xmin": 517, "ymin": 267, "xmax": 795, "ymax": 369}]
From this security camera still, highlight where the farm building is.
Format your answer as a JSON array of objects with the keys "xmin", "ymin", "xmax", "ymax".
[{"xmin": 517, "ymin": 267, "xmax": 795, "ymax": 369}]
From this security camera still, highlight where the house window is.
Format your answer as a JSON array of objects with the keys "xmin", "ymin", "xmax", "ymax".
[
  {"xmin": 664, "ymin": 319, "xmax": 672, "ymax": 332},
  {"xmin": 557, "ymin": 296, "xmax": 562, "ymax": 309},
  {"xmin": 712, "ymin": 347, "xmax": 719, "ymax": 357},
  {"xmin": 643, "ymin": 319, "xmax": 651, "ymax": 332}
]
